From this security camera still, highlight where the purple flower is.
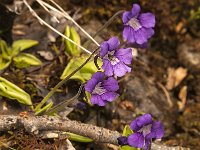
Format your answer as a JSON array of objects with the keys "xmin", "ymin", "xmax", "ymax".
[
  {"xmin": 100, "ymin": 37, "xmax": 132, "ymax": 77},
  {"xmin": 122, "ymin": 4, "xmax": 155, "ymax": 45},
  {"xmin": 117, "ymin": 136, "xmax": 128, "ymax": 146},
  {"xmin": 76, "ymin": 102, "xmax": 86, "ymax": 110},
  {"xmin": 85, "ymin": 72, "xmax": 119, "ymax": 106},
  {"xmin": 127, "ymin": 114, "xmax": 164, "ymax": 150}
]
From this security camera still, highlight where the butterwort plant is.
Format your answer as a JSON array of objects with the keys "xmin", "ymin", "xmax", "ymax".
[
  {"xmin": 83, "ymin": 3, "xmax": 164, "ymax": 149},
  {"xmin": 122, "ymin": 4, "xmax": 155, "ymax": 45},
  {"xmin": 99, "ymin": 37, "xmax": 133, "ymax": 77},
  {"xmin": 27, "ymin": 1, "xmax": 164, "ymax": 146},
  {"xmin": 85, "ymin": 71, "xmax": 119, "ymax": 106},
  {"xmin": 118, "ymin": 114, "xmax": 164, "ymax": 150},
  {"xmin": 84, "ymin": 4, "xmax": 156, "ymax": 108}
]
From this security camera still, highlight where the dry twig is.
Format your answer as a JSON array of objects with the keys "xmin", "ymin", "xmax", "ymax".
[
  {"xmin": 23, "ymin": 0, "xmax": 92, "ymax": 54},
  {"xmin": 0, "ymin": 115, "xmax": 189, "ymax": 150},
  {"xmin": 157, "ymin": 82, "xmax": 173, "ymax": 108},
  {"xmin": 37, "ymin": 0, "xmax": 100, "ymax": 47}
]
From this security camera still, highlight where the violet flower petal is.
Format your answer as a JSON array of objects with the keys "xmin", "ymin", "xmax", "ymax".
[
  {"xmin": 131, "ymin": 42, "xmax": 148, "ymax": 49},
  {"xmin": 102, "ymin": 59, "xmax": 114, "ymax": 77},
  {"xmin": 101, "ymin": 91, "xmax": 118, "ymax": 102},
  {"xmin": 134, "ymin": 28, "xmax": 149, "ymax": 44},
  {"xmin": 113, "ymin": 62, "xmax": 131, "ymax": 77},
  {"xmin": 85, "ymin": 78, "xmax": 98, "ymax": 93},
  {"xmin": 139, "ymin": 13, "xmax": 156, "ymax": 28},
  {"xmin": 130, "ymin": 114, "xmax": 153, "ymax": 131},
  {"xmin": 123, "ymin": 26, "xmax": 136, "ymax": 43},
  {"xmin": 107, "ymin": 37, "xmax": 120, "ymax": 51},
  {"xmin": 145, "ymin": 27, "xmax": 155, "ymax": 39},
  {"xmin": 148, "ymin": 121, "xmax": 164, "ymax": 139},
  {"xmin": 103, "ymin": 77, "xmax": 119, "ymax": 91},
  {"xmin": 91, "ymin": 94, "xmax": 106, "ymax": 106},
  {"xmin": 115, "ymin": 48, "xmax": 133, "ymax": 64},
  {"xmin": 143, "ymin": 137, "xmax": 152, "ymax": 150},
  {"xmin": 128, "ymin": 132, "xmax": 144, "ymax": 148},
  {"xmin": 76, "ymin": 102, "xmax": 86, "ymax": 110},
  {"xmin": 131, "ymin": 4, "xmax": 141, "ymax": 16},
  {"xmin": 118, "ymin": 136, "xmax": 128, "ymax": 146},
  {"xmin": 100, "ymin": 42, "xmax": 109, "ymax": 57},
  {"xmin": 92, "ymin": 71, "xmax": 104, "ymax": 82},
  {"xmin": 122, "ymin": 11, "xmax": 133, "ymax": 24}
]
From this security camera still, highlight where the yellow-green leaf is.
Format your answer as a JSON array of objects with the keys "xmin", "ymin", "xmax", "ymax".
[
  {"xmin": 0, "ymin": 77, "xmax": 32, "ymax": 105},
  {"xmin": 35, "ymin": 102, "xmax": 53, "ymax": 115},
  {"xmin": 0, "ymin": 56, "xmax": 11, "ymax": 70},
  {"xmin": 80, "ymin": 58, "xmax": 102, "ymax": 74},
  {"xmin": 60, "ymin": 57, "xmax": 82, "ymax": 80},
  {"xmin": 12, "ymin": 39, "xmax": 38, "ymax": 53},
  {"xmin": 120, "ymin": 125, "xmax": 139, "ymax": 150},
  {"xmin": 0, "ymin": 40, "xmax": 12, "ymax": 59},
  {"xmin": 64, "ymin": 132, "xmax": 93, "ymax": 143},
  {"xmin": 122, "ymin": 125, "xmax": 133, "ymax": 136},
  {"xmin": 13, "ymin": 53, "xmax": 42, "ymax": 68},
  {"xmin": 65, "ymin": 26, "xmax": 81, "ymax": 57},
  {"xmin": 60, "ymin": 55, "xmax": 101, "ymax": 82},
  {"xmin": 120, "ymin": 146, "xmax": 140, "ymax": 150}
]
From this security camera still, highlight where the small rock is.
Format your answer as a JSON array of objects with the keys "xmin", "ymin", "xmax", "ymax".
[
  {"xmin": 177, "ymin": 39, "xmax": 200, "ymax": 72},
  {"xmin": 37, "ymin": 51, "xmax": 54, "ymax": 61},
  {"xmin": 122, "ymin": 73, "xmax": 177, "ymax": 135}
]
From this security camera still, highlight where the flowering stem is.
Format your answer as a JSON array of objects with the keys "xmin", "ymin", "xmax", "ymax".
[
  {"xmin": 35, "ymin": 47, "xmax": 99, "ymax": 113},
  {"xmin": 83, "ymin": 10, "xmax": 125, "ymax": 47},
  {"xmin": 94, "ymin": 10, "xmax": 125, "ymax": 38},
  {"xmin": 44, "ymin": 84, "xmax": 84, "ymax": 115}
]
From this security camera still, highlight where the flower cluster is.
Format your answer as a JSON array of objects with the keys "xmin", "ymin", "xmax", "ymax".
[
  {"xmin": 118, "ymin": 114, "xmax": 164, "ymax": 150},
  {"xmin": 84, "ymin": 3, "xmax": 163, "ymax": 150},
  {"xmin": 85, "ymin": 4, "xmax": 155, "ymax": 106},
  {"xmin": 85, "ymin": 37, "xmax": 132, "ymax": 106},
  {"xmin": 85, "ymin": 4, "xmax": 156, "ymax": 106}
]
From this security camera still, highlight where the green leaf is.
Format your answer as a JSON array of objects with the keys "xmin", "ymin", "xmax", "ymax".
[
  {"xmin": 0, "ymin": 56, "xmax": 11, "ymax": 70},
  {"xmin": 120, "ymin": 146, "xmax": 140, "ymax": 150},
  {"xmin": 0, "ymin": 77, "xmax": 32, "ymax": 105},
  {"xmin": 80, "ymin": 73, "xmax": 94, "ymax": 80},
  {"xmin": 69, "ymin": 73, "xmax": 85, "ymax": 82},
  {"xmin": 120, "ymin": 125, "xmax": 140, "ymax": 150},
  {"xmin": 80, "ymin": 59, "xmax": 102, "ymax": 74},
  {"xmin": 60, "ymin": 57, "xmax": 83, "ymax": 80},
  {"xmin": 12, "ymin": 39, "xmax": 38, "ymax": 53},
  {"xmin": 122, "ymin": 125, "xmax": 133, "ymax": 136},
  {"xmin": 0, "ymin": 40, "xmax": 12, "ymax": 59},
  {"xmin": 35, "ymin": 102, "xmax": 53, "ymax": 115},
  {"xmin": 60, "ymin": 55, "xmax": 102, "ymax": 82},
  {"xmin": 13, "ymin": 53, "xmax": 42, "ymax": 68},
  {"xmin": 65, "ymin": 26, "xmax": 81, "ymax": 57},
  {"xmin": 64, "ymin": 132, "xmax": 93, "ymax": 143},
  {"xmin": 84, "ymin": 91, "xmax": 92, "ymax": 105}
]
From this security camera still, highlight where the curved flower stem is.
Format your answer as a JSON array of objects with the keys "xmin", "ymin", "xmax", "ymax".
[
  {"xmin": 83, "ymin": 10, "xmax": 125, "ymax": 47},
  {"xmin": 93, "ymin": 10, "xmax": 125, "ymax": 38},
  {"xmin": 44, "ymin": 84, "xmax": 84, "ymax": 115},
  {"xmin": 35, "ymin": 47, "xmax": 99, "ymax": 113}
]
